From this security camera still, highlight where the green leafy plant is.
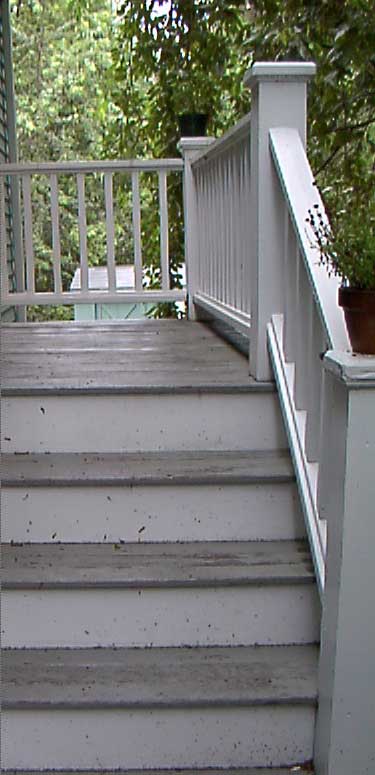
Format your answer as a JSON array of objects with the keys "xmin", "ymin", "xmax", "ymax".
[{"xmin": 307, "ymin": 181, "xmax": 375, "ymax": 290}]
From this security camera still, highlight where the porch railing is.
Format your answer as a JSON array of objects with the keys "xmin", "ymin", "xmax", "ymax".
[
  {"xmin": 181, "ymin": 62, "xmax": 375, "ymax": 775},
  {"xmin": 190, "ymin": 114, "xmax": 251, "ymax": 336},
  {"xmin": 0, "ymin": 158, "xmax": 185, "ymax": 307},
  {"xmin": 2, "ymin": 59, "xmax": 374, "ymax": 773}
]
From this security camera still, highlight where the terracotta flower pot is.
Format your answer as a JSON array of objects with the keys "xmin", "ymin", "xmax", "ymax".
[{"xmin": 338, "ymin": 286, "xmax": 375, "ymax": 354}]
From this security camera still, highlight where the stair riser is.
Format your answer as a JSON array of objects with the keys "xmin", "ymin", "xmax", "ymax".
[
  {"xmin": 3, "ymin": 585, "xmax": 319, "ymax": 648},
  {"xmin": 2, "ymin": 392, "xmax": 287, "ymax": 453},
  {"xmin": 2, "ymin": 705, "xmax": 315, "ymax": 770},
  {"xmin": 2, "ymin": 482, "xmax": 305, "ymax": 543}
]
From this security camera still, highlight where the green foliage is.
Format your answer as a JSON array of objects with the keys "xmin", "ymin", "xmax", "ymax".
[
  {"xmin": 245, "ymin": 0, "xmax": 375, "ymax": 212},
  {"xmin": 110, "ymin": 1, "xmax": 250, "ymax": 158},
  {"xmin": 11, "ymin": 0, "xmax": 116, "ymax": 319},
  {"xmin": 11, "ymin": 0, "xmax": 375, "ymax": 315},
  {"xmin": 307, "ymin": 189, "xmax": 375, "ymax": 290},
  {"xmin": 108, "ymin": 1, "xmax": 251, "ymax": 315},
  {"xmin": 12, "ymin": 0, "xmax": 114, "ymax": 162}
]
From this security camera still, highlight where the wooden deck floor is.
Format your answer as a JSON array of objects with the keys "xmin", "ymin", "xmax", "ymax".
[{"xmin": 1, "ymin": 320, "xmax": 263, "ymax": 393}]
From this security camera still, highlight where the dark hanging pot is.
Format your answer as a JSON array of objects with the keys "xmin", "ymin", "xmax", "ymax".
[
  {"xmin": 178, "ymin": 113, "xmax": 209, "ymax": 137},
  {"xmin": 338, "ymin": 286, "xmax": 375, "ymax": 354}
]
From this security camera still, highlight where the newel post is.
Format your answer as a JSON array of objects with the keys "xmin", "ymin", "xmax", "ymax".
[
  {"xmin": 178, "ymin": 137, "xmax": 214, "ymax": 319},
  {"xmin": 315, "ymin": 351, "xmax": 375, "ymax": 775},
  {"xmin": 244, "ymin": 62, "xmax": 316, "ymax": 380}
]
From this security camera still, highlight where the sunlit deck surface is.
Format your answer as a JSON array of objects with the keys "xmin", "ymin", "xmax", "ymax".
[{"xmin": 1, "ymin": 320, "xmax": 266, "ymax": 393}]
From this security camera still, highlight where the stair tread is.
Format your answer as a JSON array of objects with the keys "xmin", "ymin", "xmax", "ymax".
[
  {"xmin": 2, "ymin": 321, "xmax": 274, "ymax": 394},
  {"xmin": 2, "ymin": 540, "xmax": 314, "ymax": 588},
  {"xmin": 3, "ymin": 449, "xmax": 294, "ymax": 486},
  {"xmin": 3, "ymin": 644, "xmax": 318, "ymax": 710},
  {"xmin": 2, "ymin": 768, "xmax": 315, "ymax": 774}
]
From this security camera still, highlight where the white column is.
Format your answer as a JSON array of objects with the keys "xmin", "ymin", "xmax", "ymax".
[
  {"xmin": 178, "ymin": 137, "xmax": 215, "ymax": 319},
  {"xmin": 315, "ymin": 350, "xmax": 375, "ymax": 775},
  {"xmin": 244, "ymin": 61, "xmax": 316, "ymax": 380}
]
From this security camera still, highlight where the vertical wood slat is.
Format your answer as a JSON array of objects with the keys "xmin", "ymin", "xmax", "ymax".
[
  {"xmin": 284, "ymin": 213, "xmax": 298, "ymax": 364},
  {"xmin": 131, "ymin": 171, "xmax": 142, "ymax": 292},
  {"xmin": 0, "ymin": 176, "xmax": 9, "ymax": 294},
  {"xmin": 225, "ymin": 154, "xmax": 231, "ymax": 306},
  {"xmin": 239, "ymin": 146, "xmax": 246, "ymax": 314},
  {"xmin": 77, "ymin": 174, "xmax": 88, "ymax": 293},
  {"xmin": 232, "ymin": 152, "xmax": 239, "ymax": 310},
  {"xmin": 245, "ymin": 140, "xmax": 252, "ymax": 316},
  {"xmin": 305, "ymin": 306, "xmax": 325, "ymax": 462},
  {"xmin": 158, "ymin": 170, "xmax": 169, "ymax": 291},
  {"xmin": 295, "ymin": 258, "xmax": 311, "ymax": 411},
  {"xmin": 104, "ymin": 172, "xmax": 116, "ymax": 292},
  {"xmin": 22, "ymin": 174, "xmax": 35, "ymax": 293},
  {"xmin": 207, "ymin": 163, "xmax": 214, "ymax": 298},
  {"xmin": 216, "ymin": 160, "xmax": 222, "ymax": 302},
  {"xmin": 217, "ymin": 158, "xmax": 223, "ymax": 303},
  {"xmin": 231, "ymin": 150, "xmax": 238, "ymax": 309},
  {"xmin": 49, "ymin": 174, "xmax": 62, "ymax": 294},
  {"xmin": 196, "ymin": 169, "xmax": 205, "ymax": 294}
]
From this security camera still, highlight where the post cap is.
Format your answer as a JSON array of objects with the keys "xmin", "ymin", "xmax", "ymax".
[
  {"xmin": 178, "ymin": 137, "xmax": 216, "ymax": 154},
  {"xmin": 324, "ymin": 349, "xmax": 375, "ymax": 388},
  {"xmin": 244, "ymin": 61, "xmax": 317, "ymax": 89}
]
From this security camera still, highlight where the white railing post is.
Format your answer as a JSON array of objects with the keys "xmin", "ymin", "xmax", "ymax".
[
  {"xmin": 315, "ymin": 351, "xmax": 375, "ymax": 775},
  {"xmin": 178, "ymin": 137, "xmax": 215, "ymax": 319},
  {"xmin": 244, "ymin": 61, "xmax": 316, "ymax": 380}
]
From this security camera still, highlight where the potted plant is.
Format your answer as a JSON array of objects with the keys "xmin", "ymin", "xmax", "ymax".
[
  {"xmin": 176, "ymin": 71, "xmax": 211, "ymax": 137},
  {"xmin": 307, "ymin": 192, "xmax": 375, "ymax": 354}
]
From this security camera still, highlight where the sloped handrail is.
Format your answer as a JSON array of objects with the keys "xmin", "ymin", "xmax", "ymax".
[
  {"xmin": 269, "ymin": 128, "xmax": 348, "ymax": 350},
  {"xmin": 267, "ymin": 127, "xmax": 350, "ymax": 595}
]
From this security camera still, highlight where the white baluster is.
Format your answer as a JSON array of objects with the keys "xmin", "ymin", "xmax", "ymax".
[
  {"xmin": 295, "ymin": 257, "xmax": 311, "ymax": 410},
  {"xmin": 77, "ymin": 174, "xmax": 88, "ymax": 293},
  {"xmin": 104, "ymin": 172, "xmax": 116, "ymax": 292},
  {"xmin": 158, "ymin": 170, "xmax": 169, "ymax": 291},
  {"xmin": 22, "ymin": 174, "xmax": 35, "ymax": 293},
  {"xmin": 243, "ymin": 141, "xmax": 251, "ymax": 316},
  {"xmin": 50, "ymin": 174, "xmax": 62, "ymax": 294},
  {"xmin": 284, "ymin": 218, "xmax": 298, "ymax": 364},
  {"xmin": 208, "ymin": 163, "xmax": 214, "ymax": 298},
  {"xmin": 305, "ymin": 305, "xmax": 325, "ymax": 462},
  {"xmin": 132, "ymin": 171, "xmax": 143, "ymax": 292}
]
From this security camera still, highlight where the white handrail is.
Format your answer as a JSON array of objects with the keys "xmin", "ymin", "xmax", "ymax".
[
  {"xmin": 192, "ymin": 114, "xmax": 251, "ymax": 168},
  {"xmin": 269, "ymin": 128, "xmax": 349, "ymax": 350},
  {"xmin": 0, "ymin": 159, "xmax": 183, "ymax": 175},
  {"xmin": 267, "ymin": 127, "xmax": 350, "ymax": 595}
]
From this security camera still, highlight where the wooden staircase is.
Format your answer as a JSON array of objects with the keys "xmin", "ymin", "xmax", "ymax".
[{"xmin": 1, "ymin": 320, "xmax": 319, "ymax": 773}]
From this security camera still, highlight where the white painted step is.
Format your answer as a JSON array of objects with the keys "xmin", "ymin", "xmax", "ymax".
[
  {"xmin": 2, "ymin": 450, "xmax": 305, "ymax": 542},
  {"xmin": 2, "ymin": 645, "xmax": 318, "ymax": 770},
  {"xmin": 1, "ymin": 387, "xmax": 286, "ymax": 454},
  {"xmin": 2, "ymin": 541, "xmax": 319, "ymax": 648}
]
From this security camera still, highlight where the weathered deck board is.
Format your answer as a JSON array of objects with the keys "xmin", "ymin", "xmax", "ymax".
[
  {"xmin": 3, "ymin": 540, "xmax": 314, "ymax": 588},
  {"xmin": 3, "ymin": 644, "xmax": 318, "ymax": 709},
  {"xmin": 1, "ymin": 320, "xmax": 263, "ymax": 391},
  {"xmin": 2, "ymin": 449, "xmax": 293, "ymax": 486}
]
